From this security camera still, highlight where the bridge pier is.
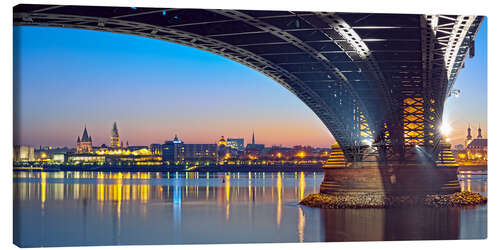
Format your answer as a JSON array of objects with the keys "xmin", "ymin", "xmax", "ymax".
[{"xmin": 320, "ymin": 144, "xmax": 460, "ymax": 196}]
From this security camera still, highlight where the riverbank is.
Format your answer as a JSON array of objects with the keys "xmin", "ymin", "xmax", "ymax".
[
  {"xmin": 299, "ymin": 191, "xmax": 487, "ymax": 208},
  {"xmin": 13, "ymin": 164, "xmax": 324, "ymax": 173},
  {"xmin": 458, "ymin": 165, "xmax": 487, "ymax": 172}
]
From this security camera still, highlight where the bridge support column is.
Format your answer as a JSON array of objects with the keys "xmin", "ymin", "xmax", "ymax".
[
  {"xmin": 436, "ymin": 140, "xmax": 459, "ymax": 167},
  {"xmin": 320, "ymin": 144, "xmax": 460, "ymax": 196},
  {"xmin": 322, "ymin": 143, "xmax": 346, "ymax": 168}
]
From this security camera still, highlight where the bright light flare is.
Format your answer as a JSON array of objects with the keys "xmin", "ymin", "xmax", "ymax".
[{"xmin": 440, "ymin": 121, "xmax": 452, "ymax": 136}]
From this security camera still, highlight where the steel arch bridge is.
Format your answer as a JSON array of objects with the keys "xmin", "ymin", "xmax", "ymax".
[{"xmin": 13, "ymin": 4, "xmax": 482, "ymax": 169}]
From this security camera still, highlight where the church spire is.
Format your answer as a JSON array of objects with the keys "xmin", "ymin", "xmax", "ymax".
[
  {"xmin": 466, "ymin": 124, "xmax": 472, "ymax": 140},
  {"xmin": 477, "ymin": 123, "xmax": 482, "ymax": 139},
  {"xmin": 81, "ymin": 125, "xmax": 90, "ymax": 142},
  {"xmin": 252, "ymin": 130, "xmax": 255, "ymax": 144},
  {"xmin": 112, "ymin": 122, "xmax": 119, "ymax": 137}
]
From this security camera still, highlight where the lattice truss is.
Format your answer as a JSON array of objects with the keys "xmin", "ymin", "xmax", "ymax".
[
  {"xmin": 403, "ymin": 97, "xmax": 426, "ymax": 146},
  {"xmin": 355, "ymin": 107, "xmax": 373, "ymax": 145}
]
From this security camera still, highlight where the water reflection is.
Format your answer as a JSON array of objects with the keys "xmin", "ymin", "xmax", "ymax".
[
  {"xmin": 297, "ymin": 206, "xmax": 305, "ymax": 243},
  {"xmin": 319, "ymin": 173, "xmax": 486, "ymax": 241},
  {"xmin": 13, "ymin": 171, "xmax": 486, "ymax": 247},
  {"xmin": 320, "ymin": 207, "xmax": 461, "ymax": 241},
  {"xmin": 276, "ymin": 172, "xmax": 282, "ymax": 227}
]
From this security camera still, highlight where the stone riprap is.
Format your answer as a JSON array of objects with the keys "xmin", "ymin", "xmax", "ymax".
[
  {"xmin": 423, "ymin": 191, "xmax": 487, "ymax": 207},
  {"xmin": 299, "ymin": 191, "xmax": 487, "ymax": 208}
]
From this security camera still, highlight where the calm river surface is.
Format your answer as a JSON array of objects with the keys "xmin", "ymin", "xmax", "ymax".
[{"xmin": 13, "ymin": 170, "xmax": 487, "ymax": 247}]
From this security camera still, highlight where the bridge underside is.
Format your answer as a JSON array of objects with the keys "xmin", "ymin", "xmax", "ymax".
[{"xmin": 14, "ymin": 5, "xmax": 483, "ymax": 195}]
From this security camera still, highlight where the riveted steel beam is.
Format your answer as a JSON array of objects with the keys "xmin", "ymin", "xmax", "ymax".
[{"xmin": 303, "ymin": 13, "xmax": 397, "ymax": 149}]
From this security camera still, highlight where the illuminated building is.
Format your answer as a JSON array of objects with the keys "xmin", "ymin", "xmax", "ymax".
[
  {"xmin": 245, "ymin": 144, "xmax": 265, "ymax": 152},
  {"xmin": 51, "ymin": 154, "xmax": 65, "ymax": 163},
  {"xmin": 291, "ymin": 145, "xmax": 315, "ymax": 157},
  {"xmin": 34, "ymin": 147, "xmax": 73, "ymax": 163},
  {"xmin": 227, "ymin": 138, "xmax": 244, "ymax": 151},
  {"xmin": 217, "ymin": 136, "xmax": 229, "ymax": 161},
  {"xmin": 162, "ymin": 135, "xmax": 217, "ymax": 165},
  {"xmin": 239, "ymin": 144, "xmax": 330, "ymax": 165},
  {"xmin": 39, "ymin": 146, "xmax": 53, "ymax": 150},
  {"xmin": 162, "ymin": 135, "xmax": 184, "ymax": 164},
  {"xmin": 454, "ymin": 125, "xmax": 487, "ymax": 164},
  {"xmin": 244, "ymin": 147, "xmax": 263, "ymax": 161},
  {"xmin": 68, "ymin": 123, "xmax": 161, "ymax": 165},
  {"xmin": 267, "ymin": 146, "xmax": 291, "ymax": 159},
  {"xmin": 184, "ymin": 144, "xmax": 217, "ymax": 163},
  {"xmin": 94, "ymin": 146, "xmax": 161, "ymax": 164},
  {"xmin": 13, "ymin": 145, "xmax": 35, "ymax": 162},
  {"xmin": 110, "ymin": 122, "xmax": 121, "ymax": 148},
  {"xmin": 76, "ymin": 126, "xmax": 93, "ymax": 153},
  {"xmin": 35, "ymin": 151, "xmax": 49, "ymax": 162},
  {"xmin": 466, "ymin": 138, "xmax": 487, "ymax": 161},
  {"xmin": 218, "ymin": 136, "xmax": 226, "ymax": 146},
  {"xmin": 127, "ymin": 145, "xmax": 148, "ymax": 151},
  {"xmin": 68, "ymin": 147, "xmax": 161, "ymax": 165},
  {"xmin": 67, "ymin": 154, "xmax": 105, "ymax": 163},
  {"xmin": 149, "ymin": 144, "xmax": 163, "ymax": 155}
]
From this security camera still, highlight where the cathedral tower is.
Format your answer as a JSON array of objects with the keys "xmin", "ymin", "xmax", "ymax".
[
  {"xmin": 110, "ymin": 122, "xmax": 120, "ymax": 148},
  {"xmin": 76, "ymin": 125, "xmax": 93, "ymax": 153},
  {"xmin": 465, "ymin": 124, "xmax": 473, "ymax": 146}
]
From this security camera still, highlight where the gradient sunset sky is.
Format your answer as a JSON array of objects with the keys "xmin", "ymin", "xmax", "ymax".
[{"xmin": 13, "ymin": 18, "xmax": 487, "ymax": 148}]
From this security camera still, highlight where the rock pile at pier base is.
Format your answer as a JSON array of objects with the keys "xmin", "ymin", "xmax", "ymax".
[{"xmin": 299, "ymin": 191, "xmax": 487, "ymax": 208}]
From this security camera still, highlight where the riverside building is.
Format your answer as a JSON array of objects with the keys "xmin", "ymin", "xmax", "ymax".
[
  {"xmin": 162, "ymin": 135, "xmax": 217, "ymax": 165},
  {"xmin": 454, "ymin": 125, "xmax": 487, "ymax": 164}
]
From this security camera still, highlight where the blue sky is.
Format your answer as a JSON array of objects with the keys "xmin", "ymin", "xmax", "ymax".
[
  {"xmin": 13, "ymin": 26, "xmax": 332, "ymax": 147},
  {"xmin": 13, "ymin": 18, "xmax": 487, "ymax": 148}
]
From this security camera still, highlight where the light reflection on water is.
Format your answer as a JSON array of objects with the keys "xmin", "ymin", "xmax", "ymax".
[{"xmin": 13, "ymin": 171, "xmax": 486, "ymax": 247}]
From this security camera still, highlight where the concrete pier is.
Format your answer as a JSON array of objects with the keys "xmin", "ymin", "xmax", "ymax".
[
  {"xmin": 320, "ymin": 164, "xmax": 460, "ymax": 196},
  {"xmin": 319, "ymin": 143, "xmax": 460, "ymax": 197}
]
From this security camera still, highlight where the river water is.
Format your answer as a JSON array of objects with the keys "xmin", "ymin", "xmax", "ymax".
[{"xmin": 13, "ymin": 170, "xmax": 487, "ymax": 247}]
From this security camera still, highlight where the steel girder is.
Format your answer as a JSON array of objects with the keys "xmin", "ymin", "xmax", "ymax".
[
  {"xmin": 309, "ymin": 13, "xmax": 396, "ymax": 146},
  {"xmin": 13, "ymin": 4, "xmax": 483, "ymax": 162}
]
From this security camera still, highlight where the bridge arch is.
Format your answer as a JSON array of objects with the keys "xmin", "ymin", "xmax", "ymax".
[{"xmin": 14, "ymin": 5, "xmax": 483, "ymax": 164}]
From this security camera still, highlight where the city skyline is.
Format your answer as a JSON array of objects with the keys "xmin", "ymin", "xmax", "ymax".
[
  {"xmin": 13, "ymin": 19, "xmax": 487, "ymax": 148},
  {"xmin": 49, "ymin": 121, "xmax": 314, "ymax": 149}
]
